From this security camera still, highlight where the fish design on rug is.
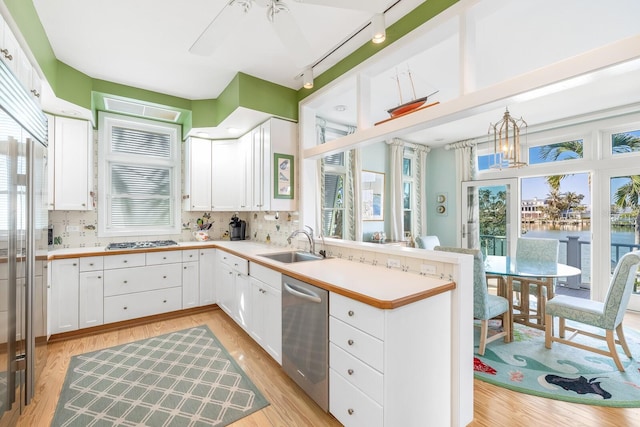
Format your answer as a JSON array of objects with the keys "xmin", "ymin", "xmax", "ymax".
[
  {"xmin": 544, "ymin": 374, "xmax": 612, "ymax": 399},
  {"xmin": 474, "ymin": 357, "xmax": 497, "ymax": 375}
]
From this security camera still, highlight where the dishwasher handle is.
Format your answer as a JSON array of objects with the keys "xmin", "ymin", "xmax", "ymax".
[{"xmin": 284, "ymin": 282, "xmax": 322, "ymax": 304}]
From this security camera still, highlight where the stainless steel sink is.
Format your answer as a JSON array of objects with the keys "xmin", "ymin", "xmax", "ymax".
[{"xmin": 258, "ymin": 251, "xmax": 325, "ymax": 263}]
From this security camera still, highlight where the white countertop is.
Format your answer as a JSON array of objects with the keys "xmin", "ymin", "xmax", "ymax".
[{"xmin": 48, "ymin": 240, "xmax": 454, "ymax": 309}]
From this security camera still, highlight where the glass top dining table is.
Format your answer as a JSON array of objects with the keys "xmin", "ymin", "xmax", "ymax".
[
  {"xmin": 483, "ymin": 255, "xmax": 582, "ymax": 340},
  {"xmin": 484, "ymin": 255, "xmax": 582, "ymax": 279}
]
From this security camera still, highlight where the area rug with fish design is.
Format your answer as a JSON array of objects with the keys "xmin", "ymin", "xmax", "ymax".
[{"xmin": 474, "ymin": 320, "xmax": 640, "ymax": 407}]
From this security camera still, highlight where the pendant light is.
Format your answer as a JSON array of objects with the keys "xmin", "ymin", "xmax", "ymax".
[{"xmin": 488, "ymin": 108, "xmax": 528, "ymax": 169}]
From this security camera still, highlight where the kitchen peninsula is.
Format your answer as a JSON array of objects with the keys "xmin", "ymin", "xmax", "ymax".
[{"xmin": 47, "ymin": 239, "xmax": 473, "ymax": 426}]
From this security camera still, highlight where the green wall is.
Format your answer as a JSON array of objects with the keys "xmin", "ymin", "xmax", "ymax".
[
  {"xmin": 426, "ymin": 147, "xmax": 457, "ymax": 246},
  {"xmin": 3, "ymin": 0, "xmax": 458, "ymax": 133}
]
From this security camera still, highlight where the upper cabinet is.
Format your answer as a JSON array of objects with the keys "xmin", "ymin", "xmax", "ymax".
[
  {"xmin": 184, "ymin": 117, "xmax": 297, "ymax": 212},
  {"xmin": 47, "ymin": 115, "xmax": 94, "ymax": 210},
  {"xmin": 251, "ymin": 118, "xmax": 297, "ymax": 212},
  {"xmin": 0, "ymin": 14, "xmax": 41, "ymax": 104}
]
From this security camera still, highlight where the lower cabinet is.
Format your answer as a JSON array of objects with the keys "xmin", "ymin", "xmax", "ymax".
[
  {"xmin": 49, "ymin": 258, "xmax": 80, "ymax": 334},
  {"xmin": 329, "ymin": 291, "xmax": 453, "ymax": 427},
  {"xmin": 249, "ymin": 263, "xmax": 282, "ymax": 364},
  {"xmin": 49, "ymin": 248, "xmax": 216, "ymax": 335}
]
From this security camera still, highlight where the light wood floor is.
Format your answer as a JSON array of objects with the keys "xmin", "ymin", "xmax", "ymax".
[{"xmin": 16, "ymin": 308, "xmax": 640, "ymax": 427}]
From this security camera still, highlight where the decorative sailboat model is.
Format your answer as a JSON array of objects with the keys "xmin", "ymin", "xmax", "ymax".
[{"xmin": 376, "ymin": 68, "xmax": 439, "ymax": 125}]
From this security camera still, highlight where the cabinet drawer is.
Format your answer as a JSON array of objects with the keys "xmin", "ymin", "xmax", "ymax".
[
  {"xmin": 104, "ymin": 264, "xmax": 182, "ymax": 296},
  {"xmin": 104, "ymin": 286, "xmax": 182, "ymax": 323},
  {"xmin": 182, "ymin": 249, "xmax": 199, "ymax": 263},
  {"xmin": 103, "ymin": 253, "xmax": 145, "ymax": 270},
  {"xmin": 330, "ymin": 368, "xmax": 383, "ymax": 427},
  {"xmin": 80, "ymin": 256, "xmax": 103, "ymax": 272},
  {"xmin": 147, "ymin": 250, "xmax": 182, "ymax": 265},
  {"xmin": 218, "ymin": 251, "xmax": 248, "ymax": 275},
  {"xmin": 330, "ymin": 317, "xmax": 384, "ymax": 372},
  {"xmin": 250, "ymin": 262, "xmax": 281, "ymax": 288},
  {"xmin": 330, "ymin": 343, "xmax": 383, "ymax": 405},
  {"xmin": 330, "ymin": 292, "xmax": 384, "ymax": 339}
]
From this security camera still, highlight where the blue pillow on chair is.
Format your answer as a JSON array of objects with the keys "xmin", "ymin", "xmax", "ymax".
[{"xmin": 415, "ymin": 235, "xmax": 440, "ymax": 250}]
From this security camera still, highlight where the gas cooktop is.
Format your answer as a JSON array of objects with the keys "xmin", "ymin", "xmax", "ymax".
[{"xmin": 105, "ymin": 240, "xmax": 179, "ymax": 251}]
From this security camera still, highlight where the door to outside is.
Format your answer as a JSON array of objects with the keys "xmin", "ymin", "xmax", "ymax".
[{"xmin": 461, "ymin": 178, "xmax": 519, "ymax": 256}]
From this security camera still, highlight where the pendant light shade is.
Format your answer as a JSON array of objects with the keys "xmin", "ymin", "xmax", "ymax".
[
  {"xmin": 489, "ymin": 108, "xmax": 528, "ymax": 169},
  {"xmin": 372, "ymin": 13, "xmax": 386, "ymax": 44},
  {"xmin": 302, "ymin": 67, "xmax": 314, "ymax": 89}
]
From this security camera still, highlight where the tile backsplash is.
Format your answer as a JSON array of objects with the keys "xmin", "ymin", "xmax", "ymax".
[{"xmin": 48, "ymin": 209, "xmax": 302, "ymax": 249}]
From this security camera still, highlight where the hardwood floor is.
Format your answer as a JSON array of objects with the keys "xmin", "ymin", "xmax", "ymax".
[{"xmin": 16, "ymin": 308, "xmax": 640, "ymax": 426}]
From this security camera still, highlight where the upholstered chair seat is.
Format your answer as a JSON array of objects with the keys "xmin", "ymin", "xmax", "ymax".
[
  {"xmin": 435, "ymin": 246, "xmax": 511, "ymax": 355},
  {"xmin": 545, "ymin": 250, "xmax": 640, "ymax": 372}
]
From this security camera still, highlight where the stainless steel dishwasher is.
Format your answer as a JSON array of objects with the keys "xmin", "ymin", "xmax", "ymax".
[{"xmin": 281, "ymin": 275, "xmax": 329, "ymax": 411}]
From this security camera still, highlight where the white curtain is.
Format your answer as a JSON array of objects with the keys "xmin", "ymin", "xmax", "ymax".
[
  {"xmin": 447, "ymin": 139, "xmax": 478, "ymax": 248},
  {"xmin": 347, "ymin": 148, "xmax": 362, "ymax": 241},
  {"xmin": 414, "ymin": 145, "xmax": 430, "ymax": 236},
  {"xmin": 388, "ymin": 138, "xmax": 404, "ymax": 242}
]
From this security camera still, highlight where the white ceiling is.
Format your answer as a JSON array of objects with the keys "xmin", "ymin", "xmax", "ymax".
[{"xmin": 31, "ymin": 0, "xmax": 640, "ymax": 145}]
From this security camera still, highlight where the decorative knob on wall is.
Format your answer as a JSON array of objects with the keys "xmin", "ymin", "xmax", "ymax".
[{"xmin": 436, "ymin": 192, "xmax": 448, "ymax": 216}]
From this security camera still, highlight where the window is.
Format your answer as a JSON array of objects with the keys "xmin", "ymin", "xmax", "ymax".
[
  {"xmin": 611, "ymin": 129, "xmax": 640, "ymax": 155},
  {"xmin": 323, "ymin": 152, "xmax": 346, "ymax": 238},
  {"xmin": 529, "ymin": 140, "xmax": 584, "ymax": 164},
  {"xmin": 98, "ymin": 112, "xmax": 181, "ymax": 237}
]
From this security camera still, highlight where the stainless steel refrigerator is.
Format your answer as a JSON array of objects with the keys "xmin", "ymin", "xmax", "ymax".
[{"xmin": 0, "ymin": 57, "xmax": 48, "ymax": 426}]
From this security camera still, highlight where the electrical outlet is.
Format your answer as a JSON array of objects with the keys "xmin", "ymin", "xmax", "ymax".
[
  {"xmin": 66, "ymin": 225, "xmax": 80, "ymax": 232},
  {"xmin": 387, "ymin": 258, "xmax": 401, "ymax": 268},
  {"xmin": 421, "ymin": 263, "xmax": 437, "ymax": 275}
]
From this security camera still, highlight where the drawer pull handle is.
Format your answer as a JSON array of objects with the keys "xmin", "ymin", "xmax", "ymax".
[
  {"xmin": 347, "ymin": 369, "xmax": 354, "ymax": 375},
  {"xmin": 184, "ymin": 266, "xmax": 187, "ymax": 269},
  {"xmin": 163, "ymin": 257, "xmax": 166, "ymax": 260},
  {"xmin": 98, "ymin": 276, "xmax": 102, "ymax": 279},
  {"xmin": 348, "ymin": 310, "xmax": 354, "ymax": 317},
  {"xmin": 348, "ymin": 409, "xmax": 354, "ymax": 415},
  {"xmin": 72, "ymin": 263, "xmax": 77, "ymax": 266},
  {"xmin": 123, "ymin": 280, "xmax": 128, "ymax": 284},
  {"xmin": 123, "ymin": 260, "xmax": 128, "ymax": 263},
  {"xmin": 163, "ymin": 275, "xmax": 167, "ymax": 278},
  {"xmin": 89, "ymin": 263, "xmax": 94, "ymax": 266},
  {"xmin": 163, "ymin": 300, "xmax": 167, "ymax": 303},
  {"xmin": 348, "ymin": 339, "xmax": 354, "ymax": 346},
  {"xmin": 123, "ymin": 306, "xmax": 128, "ymax": 310}
]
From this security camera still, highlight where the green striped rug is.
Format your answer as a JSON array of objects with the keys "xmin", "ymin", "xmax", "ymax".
[{"xmin": 52, "ymin": 326, "xmax": 269, "ymax": 426}]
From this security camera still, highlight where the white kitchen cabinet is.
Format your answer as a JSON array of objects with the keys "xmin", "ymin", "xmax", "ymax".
[
  {"xmin": 211, "ymin": 140, "xmax": 242, "ymax": 210},
  {"xmin": 198, "ymin": 248, "xmax": 216, "ymax": 305},
  {"xmin": 183, "ymin": 137, "xmax": 212, "ymax": 211},
  {"xmin": 329, "ymin": 291, "xmax": 453, "ymax": 427},
  {"xmin": 250, "ymin": 118, "xmax": 297, "ymax": 211},
  {"xmin": 49, "ymin": 259, "xmax": 80, "ymax": 334},
  {"xmin": 0, "ymin": 15, "xmax": 19, "ymax": 76},
  {"xmin": 249, "ymin": 263, "xmax": 282, "ymax": 364},
  {"xmin": 79, "ymin": 271, "xmax": 104, "ymax": 329},
  {"xmin": 216, "ymin": 249, "xmax": 250, "ymax": 328},
  {"xmin": 184, "ymin": 137, "xmax": 248, "ymax": 212},
  {"xmin": 48, "ymin": 115, "xmax": 93, "ymax": 210},
  {"xmin": 182, "ymin": 261, "xmax": 199, "ymax": 309}
]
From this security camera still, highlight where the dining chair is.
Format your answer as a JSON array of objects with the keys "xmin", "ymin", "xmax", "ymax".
[
  {"xmin": 435, "ymin": 246, "xmax": 511, "ymax": 355},
  {"xmin": 415, "ymin": 235, "xmax": 440, "ymax": 250},
  {"xmin": 544, "ymin": 250, "xmax": 640, "ymax": 372},
  {"xmin": 513, "ymin": 237, "xmax": 560, "ymax": 326}
]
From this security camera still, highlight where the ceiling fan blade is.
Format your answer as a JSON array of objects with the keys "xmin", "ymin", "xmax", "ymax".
[
  {"xmin": 189, "ymin": 2, "xmax": 246, "ymax": 56},
  {"xmin": 271, "ymin": 10, "xmax": 316, "ymax": 67},
  {"xmin": 294, "ymin": 0, "xmax": 385, "ymax": 13}
]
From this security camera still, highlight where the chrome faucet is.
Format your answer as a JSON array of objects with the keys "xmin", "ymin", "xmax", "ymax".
[{"xmin": 287, "ymin": 226, "xmax": 315, "ymax": 254}]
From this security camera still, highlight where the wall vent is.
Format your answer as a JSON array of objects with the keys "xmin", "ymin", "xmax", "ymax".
[{"xmin": 104, "ymin": 98, "xmax": 181, "ymax": 122}]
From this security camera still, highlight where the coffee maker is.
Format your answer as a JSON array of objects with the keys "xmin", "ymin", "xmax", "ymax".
[{"xmin": 229, "ymin": 214, "xmax": 246, "ymax": 241}]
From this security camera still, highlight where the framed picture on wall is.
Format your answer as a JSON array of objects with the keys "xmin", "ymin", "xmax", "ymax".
[
  {"xmin": 274, "ymin": 153, "xmax": 294, "ymax": 199},
  {"xmin": 362, "ymin": 170, "xmax": 384, "ymax": 221}
]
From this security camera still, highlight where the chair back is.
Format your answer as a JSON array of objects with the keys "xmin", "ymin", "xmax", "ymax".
[
  {"xmin": 516, "ymin": 237, "xmax": 559, "ymax": 263},
  {"xmin": 434, "ymin": 246, "xmax": 488, "ymax": 319},
  {"xmin": 416, "ymin": 235, "xmax": 440, "ymax": 250},
  {"xmin": 603, "ymin": 250, "xmax": 640, "ymax": 329}
]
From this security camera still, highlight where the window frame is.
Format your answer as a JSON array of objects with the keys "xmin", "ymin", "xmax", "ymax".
[{"xmin": 97, "ymin": 112, "xmax": 181, "ymax": 238}]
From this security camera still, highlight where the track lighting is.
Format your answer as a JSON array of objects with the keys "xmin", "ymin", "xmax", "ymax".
[
  {"xmin": 302, "ymin": 67, "xmax": 314, "ymax": 89},
  {"xmin": 371, "ymin": 13, "xmax": 386, "ymax": 44}
]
